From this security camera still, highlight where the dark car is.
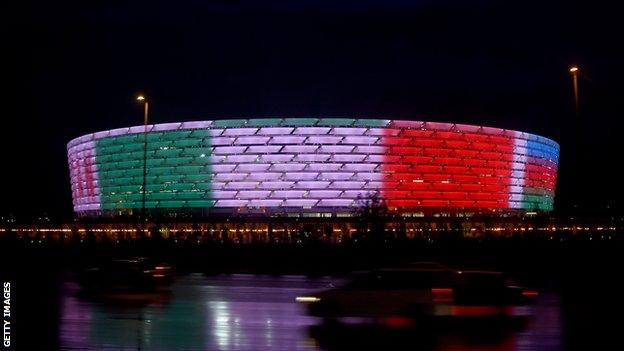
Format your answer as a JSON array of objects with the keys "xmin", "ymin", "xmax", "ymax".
[
  {"xmin": 431, "ymin": 270, "xmax": 539, "ymax": 318},
  {"xmin": 297, "ymin": 268, "xmax": 538, "ymax": 324},
  {"xmin": 78, "ymin": 257, "xmax": 173, "ymax": 292},
  {"xmin": 298, "ymin": 268, "xmax": 454, "ymax": 320},
  {"xmin": 454, "ymin": 271, "xmax": 535, "ymax": 304}
]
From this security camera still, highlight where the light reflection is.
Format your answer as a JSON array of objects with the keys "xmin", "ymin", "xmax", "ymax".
[
  {"xmin": 57, "ymin": 274, "xmax": 563, "ymax": 351},
  {"xmin": 210, "ymin": 301, "xmax": 232, "ymax": 349}
]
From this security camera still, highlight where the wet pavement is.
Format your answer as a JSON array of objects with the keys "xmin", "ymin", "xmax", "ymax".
[{"xmin": 58, "ymin": 274, "xmax": 563, "ymax": 351}]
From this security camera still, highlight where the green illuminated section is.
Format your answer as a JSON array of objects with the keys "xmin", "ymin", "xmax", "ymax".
[
  {"xmin": 353, "ymin": 119, "xmax": 391, "ymax": 127},
  {"xmin": 318, "ymin": 118, "xmax": 356, "ymax": 126},
  {"xmin": 212, "ymin": 119, "xmax": 248, "ymax": 128},
  {"xmin": 524, "ymin": 195, "xmax": 553, "ymax": 211},
  {"xmin": 280, "ymin": 118, "xmax": 319, "ymax": 126},
  {"xmin": 96, "ymin": 129, "xmax": 213, "ymax": 210},
  {"xmin": 247, "ymin": 118, "xmax": 284, "ymax": 127},
  {"xmin": 520, "ymin": 188, "xmax": 554, "ymax": 211}
]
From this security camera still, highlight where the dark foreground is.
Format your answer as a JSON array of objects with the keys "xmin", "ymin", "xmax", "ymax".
[
  {"xmin": 1, "ymin": 238, "xmax": 623, "ymax": 350},
  {"xmin": 58, "ymin": 273, "xmax": 560, "ymax": 351}
]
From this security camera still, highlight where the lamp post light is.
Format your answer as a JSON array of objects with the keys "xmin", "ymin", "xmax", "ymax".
[{"xmin": 137, "ymin": 95, "xmax": 149, "ymax": 222}]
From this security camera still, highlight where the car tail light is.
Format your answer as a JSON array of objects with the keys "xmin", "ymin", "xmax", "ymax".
[
  {"xmin": 380, "ymin": 317, "xmax": 415, "ymax": 328},
  {"xmin": 451, "ymin": 306, "xmax": 501, "ymax": 316},
  {"xmin": 431, "ymin": 287, "xmax": 454, "ymax": 302}
]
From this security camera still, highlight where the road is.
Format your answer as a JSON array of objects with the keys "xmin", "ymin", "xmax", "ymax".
[{"xmin": 58, "ymin": 273, "xmax": 562, "ymax": 351}]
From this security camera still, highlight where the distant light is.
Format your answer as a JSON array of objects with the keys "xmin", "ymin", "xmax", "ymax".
[
  {"xmin": 569, "ymin": 66, "xmax": 579, "ymax": 73},
  {"xmin": 137, "ymin": 95, "xmax": 146, "ymax": 101}
]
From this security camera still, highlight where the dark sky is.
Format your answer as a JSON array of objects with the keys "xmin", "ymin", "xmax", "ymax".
[{"xmin": 3, "ymin": 0, "xmax": 623, "ymax": 219}]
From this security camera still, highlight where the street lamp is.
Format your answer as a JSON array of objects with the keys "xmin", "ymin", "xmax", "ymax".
[
  {"xmin": 569, "ymin": 66, "xmax": 583, "ymax": 210},
  {"xmin": 569, "ymin": 66, "xmax": 579, "ymax": 117},
  {"xmin": 137, "ymin": 94, "xmax": 149, "ymax": 221}
]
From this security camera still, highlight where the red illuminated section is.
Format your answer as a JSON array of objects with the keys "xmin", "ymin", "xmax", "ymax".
[
  {"xmin": 69, "ymin": 146, "xmax": 99, "ymax": 210},
  {"xmin": 525, "ymin": 157, "xmax": 558, "ymax": 191},
  {"xmin": 380, "ymin": 122, "xmax": 516, "ymax": 210}
]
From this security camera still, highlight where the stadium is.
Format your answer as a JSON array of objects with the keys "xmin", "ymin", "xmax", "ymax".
[{"xmin": 67, "ymin": 118, "xmax": 559, "ymax": 218}]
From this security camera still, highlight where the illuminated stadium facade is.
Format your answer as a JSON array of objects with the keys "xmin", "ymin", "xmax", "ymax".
[{"xmin": 67, "ymin": 118, "xmax": 559, "ymax": 218}]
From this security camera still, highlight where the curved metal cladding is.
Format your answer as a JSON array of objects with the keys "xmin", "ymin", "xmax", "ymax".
[{"xmin": 67, "ymin": 118, "xmax": 559, "ymax": 216}]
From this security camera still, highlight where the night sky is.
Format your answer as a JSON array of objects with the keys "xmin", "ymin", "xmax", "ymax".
[{"xmin": 3, "ymin": 0, "xmax": 623, "ymax": 219}]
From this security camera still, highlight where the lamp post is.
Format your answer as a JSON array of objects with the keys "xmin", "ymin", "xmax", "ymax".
[
  {"xmin": 137, "ymin": 95, "xmax": 149, "ymax": 222},
  {"xmin": 569, "ymin": 66, "xmax": 582, "ymax": 211},
  {"xmin": 569, "ymin": 66, "xmax": 579, "ymax": 117}
]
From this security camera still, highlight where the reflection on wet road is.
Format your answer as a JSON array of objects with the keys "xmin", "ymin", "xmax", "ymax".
[{"xmin": 59, "ymin": 274, "xmax": 562, "ymax": 350}]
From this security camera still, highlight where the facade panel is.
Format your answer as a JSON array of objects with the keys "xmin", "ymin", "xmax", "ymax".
[{"xmin": 67, "ymin": 118, "xmax": 559, "ymax": 216}]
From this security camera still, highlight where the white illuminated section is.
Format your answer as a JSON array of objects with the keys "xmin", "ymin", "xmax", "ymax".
[
  {"xmin": 212, "ymin": 191, "xmax": 237, "ymax": 199},
  {"xmin": 236, "ymin": 191, "xmax": 271, "ymax": 199},
  {"xmin": 306, "ymin": 136, "xmax": 343, "ymax": 144},
  {"xmin": 214, "ymin": 173, "xmax": 248, "ymax": 181},
  {"xmin": 222, "ymin": 127, "xmax": 258, "ymax": 136},
  {"xmin": 210, "ymin": 137, "xmax": 236, "ymax": 146},
  {"xmin": 234, "ymin": 136, "xmax": 271, "ymax": 145},
  {"xmin": 271, "ymin": 190, "xmax": 306, "ymax": 198},
  {"xmin": 342, "ymin": 136, "xmax": 379, "ymax": 145},
  {"xmin": 257, "ymin": 154, "xmax": 292, "ymax": 163},
  {"xmin": 283, "ymin": 172, "xmax": 319, "ymax": 181},
  {"xmin": 224, "ymin": 182, "xmax": 259, "ymax": 190},
  {"xmin": 354, "ymin": 145, "xmax": 385, "ymax": 154},
  {"xmin": 269, "ymin": 136, "xmax": 306, "ymax": 144},
  {"xmin": 318, "ymin": 145, "xmax": 354, "ymax": 153},
  {"xmin": 309, "ymin": 190, "xmax": 342, "ymax": 198},
  {"xmin": 294, "ymin": 154, "xmax": 331, "ymax": 162},
  {"xmin": 307, "ymin": 163, "xmax": 342, "ymax": 171},
  {"xmin": 343, "ymin": 164, "xmax": 377, "ymax": 172},
  {"xmin": 247, "ymin": 173, "xmax": 283, "ymax": 181},
  {"xmin": 284, "ymin": 199, "xmax": 318, "ymax": 207},
  {"xmin": 249, "ymin": 199, "xmax": 283, "ymax": 207},
  {"xmin": 293, "ymin": 127, "xmax": 330, "ymax": 135},
  {"xmin": 235, "ymin": 164, "xmax": 271, "ymax": 172},
  {"xmin": 331, "ymin": 154, "xmax": 366, "ymax": 162},
  {"xmin": 330, "ymin": 127, "xmax": 367, "ymax": 136},
  {"xmin": 258, "ymin": 181, "xmax": 294, "ymax": 189},
  {"xmin": 248, "ymin": 145, "xmax": 282, "ymax": 153},
  {"xmin": 259, "ymin": 127, "xmax": 294, "ymax": 135}
]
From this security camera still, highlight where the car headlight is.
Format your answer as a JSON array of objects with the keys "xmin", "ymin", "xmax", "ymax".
[{"xmin": 295, "ymin": 296, "xmax": 321, "ymax": 303}]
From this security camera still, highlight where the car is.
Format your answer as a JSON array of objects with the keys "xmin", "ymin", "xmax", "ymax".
[
  {"xmin": 78, "ymin": 257, "xmax": 173, "ymax": 292},
  {"xmin": 297, "ymin": 268, "xmax": 454, "ymax": 320},
  {"xmin": 296, "ymin": 267, "xmax": 538, "ymax": 324},
  {"xmin": 432, "ymin": 270, "xmax": 539, "ymax": 318}
]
